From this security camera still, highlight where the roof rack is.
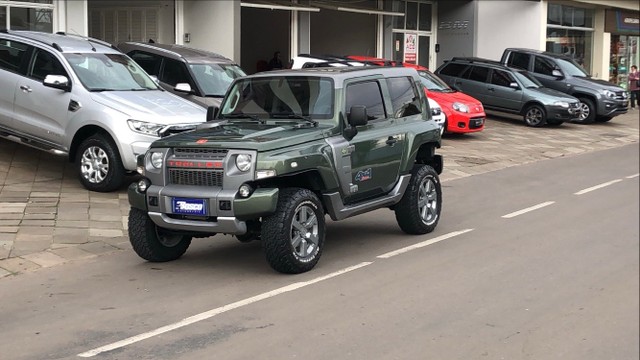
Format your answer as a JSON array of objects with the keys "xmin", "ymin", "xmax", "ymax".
[
  {"xmin": 451, "ymin": 57, "xmax": 502, "ymax": 65},
  {"xmin": 1, "ymin": 30, "xmax": 63, "ymax": 51},
  {"xmin": 55, "ymin": 31, "xmax": 119, "ymax": 51}
]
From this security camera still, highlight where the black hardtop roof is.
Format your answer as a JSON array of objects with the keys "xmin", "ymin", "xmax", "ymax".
[{"xmin": 118, "ymin": 42, "xmax": 235, "ymax": 64}]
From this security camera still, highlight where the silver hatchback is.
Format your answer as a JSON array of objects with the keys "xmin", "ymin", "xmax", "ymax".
[{"xmin": 0, "ymin": 31, "xmax": 206, "ymax": 192}]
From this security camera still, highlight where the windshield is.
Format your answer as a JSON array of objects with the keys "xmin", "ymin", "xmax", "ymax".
[
  {"xmin": 64, "ymin": 53, "xmax": 158, "ymax": 91},
  {"xmin": 220, "ymin": 76, "xmax": 334, "ymax": 120},
  {"xmin": 513, "ymin": 70, "xmax": 543, "ymax": 88},
  {"xmin": 189, "ymin": 63, "xmax": 246, "ymax": 97},
  {"xmin": 417, "ymin": 70, "xmax": 452, "ymax": 92},
  {"xmin": 555, "ymin": 58, "xmax": 590, "ymax": 77}
]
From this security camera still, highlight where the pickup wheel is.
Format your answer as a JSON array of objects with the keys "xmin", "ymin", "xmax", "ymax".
[
  {"xmin": 128, "ymin": 207, "xmax": 192, "ymax": 262},
  {"xmin": 261, "ymin": 188, "xmax": 325, "ymax": 274},
  {"xmin": 76, "ymin": 134, "xmax": 125, "ymax": 192},
  {"xmin": 575, "ymin": 98, "xmax": 596, "ymax": 124},
  {"xmin": 394, "ymin": 165, "xmax": 442, "ymax": 235}
]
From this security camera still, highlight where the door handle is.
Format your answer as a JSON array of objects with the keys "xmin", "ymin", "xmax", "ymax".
[
  {"xmin": 487, "ymin": 87, "xmax": 495, "ymax": 91},
  {"xmin": 20, "ymin": 85, "xmax": 32, "ymax": 93},
  {"xmin": 386, "ymin": 136, "xmax": 398, "ymax": 146}
]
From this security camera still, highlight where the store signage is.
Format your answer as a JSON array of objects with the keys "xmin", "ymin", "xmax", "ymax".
[
  {"xmin": 605, "ymin": 9, "xmax": 639, "ymax": 35},
  {"xmin": 404, "ymin": 34, "xmax": 417, "ymax": 64},
  {"xmin": 438, "ymin": 20, "xmax": 469, "ymax": 30}
]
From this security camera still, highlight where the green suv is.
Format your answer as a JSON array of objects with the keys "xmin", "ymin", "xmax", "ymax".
[{"xmin": 128, "ymin": 66, "xmax": 444, "ymax": 273}]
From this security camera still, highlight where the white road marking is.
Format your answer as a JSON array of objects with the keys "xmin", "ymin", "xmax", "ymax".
[
  {"xmin": 574, "ymin": 179, "xmax": 623, "ymax": 195},
  {"xmin": 626, "ymin": 173, "xmax": 639, "ymax": 179},
  {"xmin": 501, "ymin": 201, "xmax": 555, "ymax": 219},
  {"xmin": 376, "ymin": 229, "xmax": 474, "ymax": 259},
  {"xmin": 77, "ymin": 261, "xmax": 372, "ymax": 357}
]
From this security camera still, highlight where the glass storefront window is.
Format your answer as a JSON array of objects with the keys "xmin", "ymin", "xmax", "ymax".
[
  {"xmin": 610, "ymin": 35, "xmax": 640, "ymax": 89},
  {"xmin": 9, "ymin": 7, "xmax": 52, "ymax": 32},
  {"xmin": 546, "ymin": 28, "xmax": 593, "ymax": 73},
  {"xmin": 418, "ymin": 3, "xmax": 431, "ymax": 31},
  {"xmin": 8, "ymin": 0, "xmax": 53, "ymax": 3},
  {"xmin": 391, "ymin": 1, "xmax": 405, "ymax": 30},
  {"xmin": 1, "ymin": 7, "xmax": 6, "ymax": 29},
  {"xmin": 405, "ymin": 2, "xmax": 417, "ymax": 30}
]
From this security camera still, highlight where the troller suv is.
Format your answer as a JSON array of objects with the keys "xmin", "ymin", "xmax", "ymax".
[
  {"xmin": 128, "ymin": 66, "xmax": 444, "ymax": 274},
  {"xmin": 501, "ymin": 48, "xmax": 628, "ymax": 123}
]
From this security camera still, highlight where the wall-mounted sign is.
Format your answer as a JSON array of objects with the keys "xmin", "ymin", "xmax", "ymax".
[
  {"xmin": 605, "ymin": 9, "xmax": 640, "ymax": 36},
  {"xmin": 404, "ymin": 33, "xmax": 417, "ymax": 64}
]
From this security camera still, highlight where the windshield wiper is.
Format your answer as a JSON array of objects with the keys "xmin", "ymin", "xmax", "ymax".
[
  {"xmin": 221, "ymin": 113, "xmax": 265, "ymax": 124},
  {"xmin": 89, "ymin": 88, "xmax": 118, "ymax": 92},
  {"xmin": 273, "ymin": 114, "xmax": 318, "ymax": 127}
]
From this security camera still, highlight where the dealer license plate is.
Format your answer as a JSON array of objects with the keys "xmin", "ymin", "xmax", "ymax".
[{"xmin": 172, "ymin": 198, "xmax": 207, "ymax": 216}]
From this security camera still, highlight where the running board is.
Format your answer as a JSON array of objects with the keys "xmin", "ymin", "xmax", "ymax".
[{"xmin": 323, "ymin": 175, "xmax": 411, "ymax": 221}]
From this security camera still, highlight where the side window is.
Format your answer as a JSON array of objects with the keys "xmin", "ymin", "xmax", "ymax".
[
  {"xmin": 534, "ymin": 56, "xmax": 556, "ymax": 76},
  {"xmin": 386, "ymin": 76, "xmax": 422, "ymax": 118},
  {"xmin": 507, "ymin": 52, "xmax": 531, "ymax": 70},
  {"xmin": 128, "ymin": 51, "xmax": 162, "ymax": 76},
  {"xmin": 0, "ymin": 39, "xmax": 29, "ymax": 74},
  {"xmin": 29, "ymin": 49, "xmax": 68, "ymax": 81},
  {"xmin": 468, "ymin": 66, "xmax": 490, "ymax": 82},
  {"xmin": 161, "ymin": 58, "xmax": 191, "ymax": 86},
  {"xmin": 438, "ymin": 62, "xmax": 469, "ymax": 77},
  {"xmin": 490, "ymin": 69, "xmax": 515, "ymax": 87},
  {"xmin": 345, "ymin": 81, "xmax": 386, "ymax": 121}
]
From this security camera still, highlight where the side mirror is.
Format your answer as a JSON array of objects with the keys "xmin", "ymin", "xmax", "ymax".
[
  {"xmin": 551, "ymin": 69, "xmax": 563, "ymax": 78},
  {"xmin": 206, "ymin": 106, "xmax": 219, "ymax": 121},
  {"xmin": 174, "ymin": 83, "xmax": 193, "ymax": 93},
  {"xmin": 348, "ymin": 105, "xmax": 368, "ymax": 127},
  {"xmin": 509, "ymin": 82, "xmax": 520, "ymax": 89},
  {"xmin": 43, "ymin": 75, "xmax": 71, "ymax": 92}
]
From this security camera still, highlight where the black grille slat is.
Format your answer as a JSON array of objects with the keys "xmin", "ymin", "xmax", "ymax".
[
  {"xmin": 173, "ymin": 148, "xmax": 228, "ymax": 160},
  {"xmin": 169, "ymin": 169, "xmax": 223, "ymax": 187}
]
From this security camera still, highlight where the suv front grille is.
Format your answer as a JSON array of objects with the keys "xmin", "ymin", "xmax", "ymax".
[
  {"xmin": 615, "ymin": 91, "xmax": 628, "ymax": 100},
  {"xmin": 173, "ymin": 148, "xmax": 228, "ymax": 160},
  {"xmin": 169, "ymin": 169, "xmax": 223, "ymax": 187}
]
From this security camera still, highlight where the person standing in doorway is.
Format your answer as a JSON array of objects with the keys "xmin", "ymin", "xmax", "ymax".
[
  {"xmin": 629, "ymin": 65, "xmax": 639, "ymax": 109},
  {"xmin": 268, "ymin": 51, "xmax": 283, "ymax": 70}
]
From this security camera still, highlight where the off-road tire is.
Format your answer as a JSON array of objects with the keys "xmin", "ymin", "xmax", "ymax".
[
  {"xmin": 523, "ymin": 104, "xmax": 546, "ymax": 127},
  {"xmin": 128, "ymin": 207, "xmax": 192, "ymax": 262},
  {"xmin": 261, "ymin": 188, "xmax": 325, "ymax": 274},
  {"xmin": 576, "ymin": 97, "xmax": 596, "ymax": 124},
  {"xmin": 394, "ymin": 165, "xmax": 442, "ymax": 235},
  {"xmin": 76, "ymin": 134, "xmax": 125, "ymax": 192}
]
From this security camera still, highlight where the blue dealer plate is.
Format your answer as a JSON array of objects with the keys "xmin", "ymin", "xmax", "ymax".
[{"xmin": 172, "ymin": 198, "xmax": 207, "ymax": 216}]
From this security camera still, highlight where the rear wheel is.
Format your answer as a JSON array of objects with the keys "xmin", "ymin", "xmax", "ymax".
[
  {"xmin": 394, "ymin": 165, "xmax": 442, "ymax": 234},
  {"xmin": 262, "ymin": 188, "xmax": 325, "ymax": 274},
  {"xmin": 523, "ymin": 104, "xmax": 546, "ymax": 127},
  {"xmin": 128, "ymin": 208, "xmax": 192, "ymax": 262},
  {"xmin": 576, "ymin": 98, "xmax": 596, "ymax": 124}
]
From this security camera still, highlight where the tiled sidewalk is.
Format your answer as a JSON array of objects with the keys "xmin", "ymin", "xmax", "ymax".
[{"xmin": 1, "ymin": 112, "xmax": 638, "ymax": 277}]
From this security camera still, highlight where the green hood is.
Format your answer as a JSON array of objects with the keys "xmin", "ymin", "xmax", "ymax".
[{"xmin": 152, "ymin": 121, "xmax": 334, "ymax": 151}]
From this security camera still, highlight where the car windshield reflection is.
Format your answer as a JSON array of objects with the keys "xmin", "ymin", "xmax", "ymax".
[
  {"xmin": 64, "ymin": 53, "xmax": 159, "ymax": 91},
  {"xmin": 189, "ymin": 63, "xmax": 246, "ymax": 97}
]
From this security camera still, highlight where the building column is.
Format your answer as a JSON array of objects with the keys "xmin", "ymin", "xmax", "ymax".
[
  {"xmin": 62, "ymin": 0, "xmax": 88, "ymax": 35},
  {"xmin": 180, "ymin": 0, "xmax": 240, "ymax": 61},
  {"xmin": 592, "ymin": 8, "xmax": 608, "ymax": 80}
]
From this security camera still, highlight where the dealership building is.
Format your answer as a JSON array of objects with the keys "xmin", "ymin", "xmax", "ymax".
[{"xmin": 1, "ymin": 0, "xmax": 639, "ymax": 88}]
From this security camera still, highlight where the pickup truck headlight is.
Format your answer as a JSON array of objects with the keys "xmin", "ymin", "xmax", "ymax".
[
  {"xmin": 128, "ymin": 120, "xmax": 165, "ymax": 136},
  {"xmin": 150, "ymin": 152, "xmax": 163, "ymax": 169},
  {"xmin": 452, "ymin": 102, "xmax": 469, "ymax": 113},
  {"xmin": 553, "ymin": 101, "xmax": 570, "ymax": 108},
  {"xmin": 235, "ymin": 154, "xmax": 252, "ymax": 172},
  {"xmin": 603, "ymin": 90, "xmax": 617, "ymax": 99}
]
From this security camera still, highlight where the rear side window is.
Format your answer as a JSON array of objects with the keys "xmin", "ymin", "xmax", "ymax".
[
  {"xmin": 161, "ymin": 58, "xmax": 191, "ymax": 86},
  {"xmin": 507, "ymin": 52, "xmax": 531, "ymax": 70},
  {"xmin": 29, "ymin": 49, "xmax": 68, "ymax": 81},
  {"xmin": 438, "ymin": 62, "xmax": 468, "ymax": 77},
  {"xmin": 533, "ymin": 56, "xmax": 557, "ymax": 76},
  {"xmin": 0, "ymin": 39, "xmax": 29, "ymax": 74},
  {"xmin": 346, "ymin": 81, "xmax": 386, "ymax": 120},
  {"xmin": 468, "ymin": 66, "xmax": 490, "ymax": 82},
  {"xmin": 128, "ymin": 51, "xmax": 162, "ymax": 76},
  {"xmin": 386, "ymin": 76, "xmax": 422, "ymax": 118},
  {"xmin": 490, "ymin": 69, "xmax": 516, "ymax": 87}
]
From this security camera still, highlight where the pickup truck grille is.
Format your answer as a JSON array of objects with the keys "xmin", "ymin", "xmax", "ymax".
[
  {"xmin": 173, "ymin": 148, "xmax": 228, "ymax": 160},
  {"xmin": 169, "ymin": 169, "xmax": 223, "ymax": 187}
]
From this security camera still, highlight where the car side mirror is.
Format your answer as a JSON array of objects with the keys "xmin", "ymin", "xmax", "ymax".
[
  {"xmin": 174, "ymin": 83, "xmax": 193, "ymax": 93},
  {"xmin": 43, "ymin": 75, "xmax": 71, "ymax": 92},
  {"xmin": 348, "ymin": 105, "xmax": 369, "ymax": 127},
  {"xmin": 206, "ymin": 106, "xmax": 219, "ymax": 121},
  {"xmin": 551, "ymin": 69, "xmax": 563, "ymax": 78},
  {"xmin": 509, "ymin": 82, "xmax": 520, "ymax": 89}
]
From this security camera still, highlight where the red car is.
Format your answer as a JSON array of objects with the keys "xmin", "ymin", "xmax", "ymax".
[{"xmin": 347, "ymin": 56, "xmax": 486, "ymax": 134}]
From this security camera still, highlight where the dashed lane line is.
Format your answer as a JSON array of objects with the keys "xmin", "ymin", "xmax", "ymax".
[
  {"xmin": 376, "ymin": 229, "xmax": 474, "ymax": 259},
  {"xmin": 574, "ymin": 179, "xmax": 623, "ymax": 195},
  {"xmin": 501, "ymin": 201, "xmax": 555, "ymax": 219}
]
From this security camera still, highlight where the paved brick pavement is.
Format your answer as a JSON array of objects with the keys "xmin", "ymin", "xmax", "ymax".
[{"xmin": 1, "ymin": 112, "xmax": 638, "ymax": 277}]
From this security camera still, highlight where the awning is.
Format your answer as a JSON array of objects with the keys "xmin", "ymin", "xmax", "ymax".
[
  {"xmin": 240, "ymin": 1, "xmax": 320, "ymax": 12},
  {"xmin": 309, "ymin": 1, "xmax": 404, "ymax": 17}
]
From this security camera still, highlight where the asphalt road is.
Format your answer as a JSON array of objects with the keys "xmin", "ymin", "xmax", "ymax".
[{"xmin": 0, "ymin": 143, "xmax": 638, "ymax": 360}]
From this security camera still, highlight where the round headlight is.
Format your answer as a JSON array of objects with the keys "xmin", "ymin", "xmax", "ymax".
[
  {"xmin": 137, "ymin": 179, "xmax": 149, "ymax": 193},
  {"xmin": 238, "ymin": 184, "xmax": 253, "ymax": 198},
  {"xmin": 452, "ymin": 102, "xmax": 469, "ymax": 113},
  {"xmin": 236, "ymin": 154, "xmax": 252, "ymax": 172},
  {"xmin": 150, "ymin": 152, "xmax": 163, "ymax": 169}
]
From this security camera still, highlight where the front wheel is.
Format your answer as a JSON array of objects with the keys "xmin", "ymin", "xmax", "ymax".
[
  {"xmin": 523, "ymin": 105, "xmax": 546, "ymax": 127},
  {"xmin": 128, "ymin": 208, "xmax": 192, "ymax": 262},
  {"xmin": 576, "ymin": 98, "xmax": 596, "ymax": 124},
  {"xmin": 76, "ymin": 134, "xmax": 125, "ymax": 192},
  {"xmin": 394, "ymin": 165, "xmax": 442, "ymax": 235},
  {"xmin": 261, "ymin": 188, "xmax": 325, "ymax": 274}
]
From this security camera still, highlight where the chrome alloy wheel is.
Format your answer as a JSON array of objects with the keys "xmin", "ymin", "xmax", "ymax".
[
  {"xmin": 578, "ymin": 102, "xmax": 590, "ymax": 121},
  {"xmin": 290, "ymin": 204, "xmax": 319, "ymax": 260},
  {"xmin": 525, "ymin": 107, "xmax": 544, "ymax": 126},
  {"xmin": 418, "ymin": 177, "xmax": 439, "ymax": 226},
  {"xmin": 80, "ymin": 146, "xmax": 109, "ymax": 184}
]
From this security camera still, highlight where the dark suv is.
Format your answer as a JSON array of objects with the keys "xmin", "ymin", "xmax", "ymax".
[
  {"xmin": 501, "ymin": 48, "xmax": 628, "ymax": 124},
  {"xmin": 118, "ymin": 42, "xmax": 246, "ymax": 108},
  {"xmin": 435, "ymin": 57, "xmax": 581, "ymax": 127}
]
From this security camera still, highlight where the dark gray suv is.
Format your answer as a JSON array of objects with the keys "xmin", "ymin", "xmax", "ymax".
[
  {"xmin": 501, "ymin": 48, "xmax": 628, "ymax": 124},
  {"xmin": 435, "ymin": 57, "xmax": 581, "ymax": 127}
]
